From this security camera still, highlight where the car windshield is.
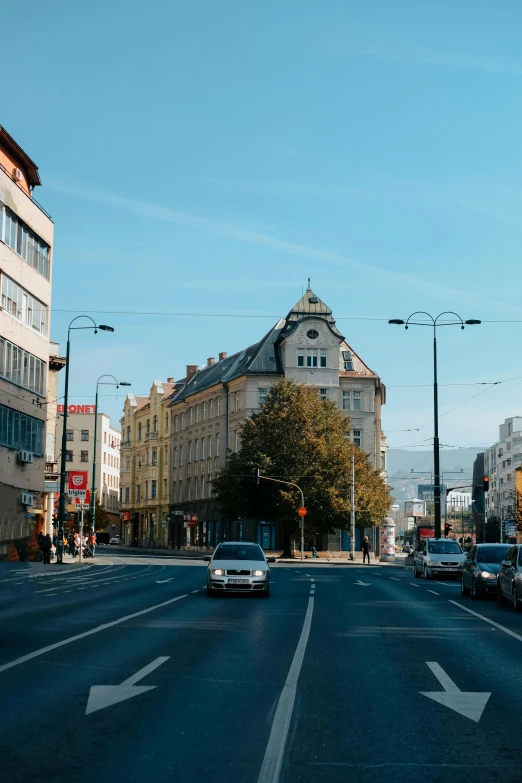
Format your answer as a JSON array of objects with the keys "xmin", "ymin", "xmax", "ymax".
[
  {"xmin": 477, "ymin": 546, "xmax": 511, "ymax": 563},
  {"xmin": 213, "ymin": 545, "xmax": 265, "ymax": 561},
  {"xmin": 427, "ymin": 541, "xmax": 462, "ymax": 554}
]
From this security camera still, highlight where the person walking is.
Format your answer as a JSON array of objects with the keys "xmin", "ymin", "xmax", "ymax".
[
  {"xmin": 73, "ymin": 532, "xmax": 80, "ymax": 558},
  {"xmin": 362, "ymin": 535, "xmax": 371, "ymax": 564},
  {"xmin": 41, "ymin": 534, "xmax": 52, "ymax": 565},
  {"xmin": 89, "ymin": 531, "xmax": 97, "ymax": 558}
]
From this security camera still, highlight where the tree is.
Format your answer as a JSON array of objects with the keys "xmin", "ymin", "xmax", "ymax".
[
  {"xmin": 88, "ymin": 493, "xmax": 111, "ymax": 532},
  {"xmin": 212, "ymin": 378, "xmax": 391, "ymax": 556}
]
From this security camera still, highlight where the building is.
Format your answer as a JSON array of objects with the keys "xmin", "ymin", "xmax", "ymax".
[
  {"xmin": 119, "ymin": 380, "xmax": 175, "ymax": 546},
  {"xmin": 483, "ymin": 416, "xmax": 522, "ymax": 530},
  {"xmin": 55, "ymin": 404, "xmax": 122, "ymax": 532},
  {"xmin": 122, "ymin": 286, "xmax": 386, "ymax": 551},
  {"xmin": 0, "ymin": 126, "xmax": 56, "ymax": 559}
]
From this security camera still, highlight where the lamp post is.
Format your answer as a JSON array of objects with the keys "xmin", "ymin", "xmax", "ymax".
[
  {"xmin": 389, "ymin": 313, "xmax": 480, "ymax": 539},
  {"xmin": 57, "ymin": 318, "xmax": 114, "ymax": 564},
  {"xmin": 90, "ymin": 376, "xmax": 131, "ymax": 537}
]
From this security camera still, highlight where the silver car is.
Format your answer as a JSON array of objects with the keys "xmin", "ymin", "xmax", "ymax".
[
  {"xmin": 497, "ymin": 544, "xmax": 522, "ymax": 611},
  {"xmin": 205, "ymin": 542, "xmax": 274, "ymax": 597}
]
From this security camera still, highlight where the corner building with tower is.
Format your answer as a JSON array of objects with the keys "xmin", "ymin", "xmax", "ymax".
[{"xmin": 119, "ymin": 287, "xmax": 387, "ymax": 552}]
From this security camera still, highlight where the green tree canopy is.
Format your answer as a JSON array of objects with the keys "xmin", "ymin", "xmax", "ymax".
[{"xmin": 212, "ymin": 378, "xmax": 391, "ymax": 554}]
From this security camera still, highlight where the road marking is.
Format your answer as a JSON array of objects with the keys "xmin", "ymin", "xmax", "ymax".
[
  {"xmin": 390, "ymin": 577, "xmax": 400, "ymax": 581},
  {"xmin": 354, "ymin": 580, "xmax": 372, "ymax": 587},
  {"xmin": 257, "ymin": 596, "xmax": 314, "ymax": 783},
  {"xmin": 191, "ymin": 589, "xmax": 199, "ymax": 594},
  {"xmin": 428, "ymin": 590, "xmax": 440, "ymax": 595},
  {"xmin": 420, "ymin": 661, "xmax": 491, "ymax": 722},
  {"xmin": 0, "ymin": 594, "xmax": 189, "ymax": 674},
  {"xmin": 156, "ymin": 578, "xmax": 175, "ymax": 584},
  {"xmin": 86, "ymin": 656, "xmax": 169, "ymax": 715},
  {"xmin": 449, "ymin": 600, "xmax": 522, "ymax": 643},
  {"xmin": 410, "ymin": 583, "xmax": 420, "ymax": 588}
]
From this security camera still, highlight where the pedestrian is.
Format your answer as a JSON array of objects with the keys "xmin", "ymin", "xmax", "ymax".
[
  {"xmin": 89, "ymin": 531, "xmax": 96, "ymax": 557},
  {"xmin": 73, "ymin": 532, "xmax": 80, "ymax": 558},
  {"xmin": 41, "ymin": 533, "xmax": 52, "ymax": 564},
  {"xmin": 362, "ymin": 535, "xmax": 371, "ymax": 564},
  {"xmin": 37, "ymin": 531, "xmax": 44, "ymax": 562}
]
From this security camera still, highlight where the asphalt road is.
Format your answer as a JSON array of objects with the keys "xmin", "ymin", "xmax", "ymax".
[{"xmin": 2, "ymin": 549, "xmax": 522, "ymax": 783}]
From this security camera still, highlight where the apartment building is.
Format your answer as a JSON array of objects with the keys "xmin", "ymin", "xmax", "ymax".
[
  {"xmin": 55, "ymin": 405, "xmax": 122, "ymax": 529},
  {"xmin": 484, "ymin": 416, "xmax": 522, "ymax": 527},
  {"xmin": 0, "ymin": 126, "xmax": 56, "ymax": 559},
  {"xmin": 119, "ymin": 380, "xmax": 175, "ymax": 546}
]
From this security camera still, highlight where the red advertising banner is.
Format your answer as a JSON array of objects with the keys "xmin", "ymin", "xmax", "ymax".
[{"xmin": 67, "ymin": 471, "xmax": 88, "ymax": 490}]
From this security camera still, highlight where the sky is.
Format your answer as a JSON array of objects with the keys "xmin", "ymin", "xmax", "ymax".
[{"xmin": 3, "ymin": 0, "xmax": 522, "ymax": 456}]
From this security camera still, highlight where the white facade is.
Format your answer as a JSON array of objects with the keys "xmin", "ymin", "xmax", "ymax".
[{"xmin": 484, "ymin": 416, "xmax": 522, "ymax": 523}]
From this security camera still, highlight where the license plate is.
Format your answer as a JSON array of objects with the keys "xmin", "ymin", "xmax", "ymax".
[
  {"xmin": 443, "ymin": 568, "xmax": 456, "ymax": 571},
  {"xmin": 228, "ymin": 578, "xmax": 249, "ymax": 584}
]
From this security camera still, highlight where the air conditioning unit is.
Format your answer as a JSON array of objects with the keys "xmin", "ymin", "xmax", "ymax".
[
  {"xmin": 13, "ymin": 167, "xmax": 23, "ymax": 181},
  {"xmin": 19, "ymin": 491, "xmax": 35, "ymax": 506},
  {"xmin": 17, "ymin": 450, "xmax": 34, "ymax": 464}
]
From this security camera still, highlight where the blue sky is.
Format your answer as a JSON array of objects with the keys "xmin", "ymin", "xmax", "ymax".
[{"xmin": 3, "ymin": 0, "xmax": 522, "ymax": 454}]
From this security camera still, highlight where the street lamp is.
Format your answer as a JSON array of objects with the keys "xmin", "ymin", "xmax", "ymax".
[
  {"xmin": 90, "ymin": 375, "xmax": 131, "ymax": 536},
  {"xmin": 389, "ymin": 313, "xmax": 480, "ymax": 539},
  {"xmin": 56, "ymin": 318, "xmax": 114, "ymax": 564}
]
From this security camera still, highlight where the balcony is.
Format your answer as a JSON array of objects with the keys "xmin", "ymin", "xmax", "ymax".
[
  {"xmin": 45, "ymin": 461, "xmax": 58, "ymax": 480},
  {"xmin": 146, "ymin": 431, "xmax": 159, "ymax": 441},
  {"xmin": 121, "ymin": 441, "xmax": 132, "ymax": 449}
]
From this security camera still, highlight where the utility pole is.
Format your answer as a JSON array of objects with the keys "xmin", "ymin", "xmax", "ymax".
[{"xmin": 350, "ymin": 454, "xmax": 355, "ymax": 562}]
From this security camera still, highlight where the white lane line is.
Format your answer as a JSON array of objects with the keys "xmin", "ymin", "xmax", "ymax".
[
  {"xmin": 428, "ymin": 590, "xmax": 440, "ymax": 595},
  {"xmin": 390, "ymin": 577, "xmax": 400, "ymax": 581},
  {"xmin": 410, "ymin": 583, "xmax": 420, "ymax": 588},
  {"xmin": 191, "ymin": 589, "xmax": 199, "ymax": 594},
  {"xmin": 257, "ymin": 597, "xmax": 314, "ymax": 783},
  {"xmin": 0, "ymin": 593, "xmax": 190, "ymax": 674},
  {"xmin": 449, "ymin": 600, "xmax": 522, "ymax": 643}
]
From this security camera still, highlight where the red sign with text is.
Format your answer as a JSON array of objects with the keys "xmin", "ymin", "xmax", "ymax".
[{"xmin": 57, "ymin": 404, "xmax": 96, "ymax": 414}]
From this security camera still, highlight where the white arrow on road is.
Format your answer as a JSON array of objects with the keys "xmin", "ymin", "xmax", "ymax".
[
  {"xmin": 156, "ymin": 578, "xmax": 175, "ymax": 583},
  {"xmin": 420, "ymin": 662, "xmax": 491, "ymax": 723},
  {"xmin": 354, "ymin": 580, "xmax": 372, "ymax": 587},
  {"xmin": 86, "ymin": 656, "xmax": 169, "ymax": 715}
]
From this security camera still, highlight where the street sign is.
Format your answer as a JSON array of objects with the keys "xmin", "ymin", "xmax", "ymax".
[
  {"xmin": 298, "ymin": 507, "xmax": 307, "ymax": 517},
  {"xmin": 165, "ymin": 514, "xmax": 172, "ymax": 522},
  {"xmin": 174, "ymin": 510, "xmax": 183, "ymax": 516},
  {"xmin": 45, "ymin": 481, "xmax": 60, "ymax": 493},
  {"xmin": 68, "ymin": 471, "xmax": 88, "ymax": 490},
  {"xmin": 68, "ymin": 488, "xmax": 87, "ymax": 500}
]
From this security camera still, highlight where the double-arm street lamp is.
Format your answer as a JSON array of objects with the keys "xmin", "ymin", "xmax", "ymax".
[
  {"xmin": 90, "ymin": 375, "xmax": 131, "ymax": 535},
  {"xmin": 57, "ymin": 317, "xmax": 114, "ymax": 564},
  {"xmin": 389, "ymin": 313, "xmax": 480, "ymax": 539}
]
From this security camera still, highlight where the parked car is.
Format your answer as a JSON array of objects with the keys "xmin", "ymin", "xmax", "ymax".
[
  {"xmin": 497, "ymin": 544, "xmax": 522, "ymax": 611},
  {"xmin": 109, "ymin": 535, "xmax": 121, "ymax": 545},
  {"xmin": 461, "ymin": 543, "xmax": 511, "ymax": 598},
  {"xmin": 205, "ymin": 542, "xmax": 274, "ymax": 597},
  {"xmin": 413, "ymin": 538, "xmax": 465, "ymax": 579}
]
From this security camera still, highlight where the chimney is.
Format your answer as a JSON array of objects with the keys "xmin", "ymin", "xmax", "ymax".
[
  {"xmin": 207, "ymin": 358, "xmax": 215, "ymax": 367},
  {"xmin": 219, "ymin": 352, "xmax": 227, "ymax": 361},
  {"xmin": 166, "ymin": 377, "xmax": 174, "ymax": 383},
  {"xmin": 186, "ymin": 365, "xmax": 198, "ymax": 381}
]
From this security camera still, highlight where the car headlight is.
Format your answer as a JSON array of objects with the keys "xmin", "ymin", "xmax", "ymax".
[
  {"xmin": 479, "ymin": 571, "xmax": 496, "ymax": 579},
  {"xmin": 427, "ymin": 561, "xmax": 439, "ymax": 567},
  {"xmin": 212, "ymin": 569, "xmax": 224, "ymax": 576},
  {"xmin": 252, "ymin": 570, "xmax": 265, "ymax": 577}
]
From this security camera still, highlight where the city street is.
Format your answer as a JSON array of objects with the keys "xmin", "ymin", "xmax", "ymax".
[{"xmin": 2, "ymin": 550, "xmax": 522, "ymax": 783}]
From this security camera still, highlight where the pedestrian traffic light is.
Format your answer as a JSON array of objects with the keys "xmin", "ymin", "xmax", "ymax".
[
  {"xmin": 483, "ymin": 476, "xmax": 490, "ymax": 492},
  {"xmin": 444, "ymin": 522, "xmax": 452, "ymax": 537}
]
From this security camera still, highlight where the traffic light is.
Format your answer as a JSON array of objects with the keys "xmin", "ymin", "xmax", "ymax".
[
  {"xmin": 444, "ymin": 522, "xmax": 452, "ymax": 537},
  {"xmin": 483, "ymin": 476, "xmax": 490, "ymax": 492}
]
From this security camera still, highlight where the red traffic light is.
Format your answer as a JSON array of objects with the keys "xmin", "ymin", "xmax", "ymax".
[{"xmin": 483, "ymin": 476, "xmax": 490, "ymax": 492}]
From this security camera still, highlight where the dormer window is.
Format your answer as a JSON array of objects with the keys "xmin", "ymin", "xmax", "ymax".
[
  {"xmin": 307, "ymin": 328, "xmax": 319, "ymax": 339},
  {"xmin": 342, "ymin": 350, "xmax": 353, "ymax": 371}
]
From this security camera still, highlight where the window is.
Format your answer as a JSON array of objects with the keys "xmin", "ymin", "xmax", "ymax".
[
  {"xmin": 209, "ymin": 435, "xmax": 213, "ymax": 458},
  {"xmin": 353, "ymin": 391, "xmax": 361, "ymax": 411},
  {"xmin": 151, "ymin": 480, "xmax": 157, "ymax": 499},
  {"xmin": 210, "ymin": 399, "xmax": 214, "ymax": 418},
  {"xmin": 181, "ymin": 413, "xmax": 185, "ymax": 429},
  {"xmin": 145, "ymin": 481, "xmax": 149, "ymax": 499},
  {"xmin": 0, "ymin": 337, "xmax": 46, "ymax": 396},
  {"xmin": 188, "ymin": 480, "xmax": 192, "ymax": 501},
  {"xmin": 173, "ymin": 447, "xmax": 177, "ymax": 468},
  {"xmin": 103, "ymin": 432, "xmax": 107, "ymax": 444},
  {"xmin": 138, "ymin": 423, "xmax": 142, "ymax": 440},
  {"xmin": 352, "ymin": 430, "xmax": 361, "ymax": 448},
  {"xmin": 201, "ymin": 476, "xmax": 205, "ymax": 498},
  {"xmin": 163, "ymin": 478, "xmax": 167, "ymax": 499},
  {"xmin": 175, "ymin": 415, "xmax": 179, "ymax": 432},
  {"xmin": 146, "ymin": 419, "xmax": 150, "ymax": 435},
  {"xmin": 235, "ymin": 392, "xmax": 240, "ymax": 411},
  {"xmin": 203, "ymin": 402, "xmax": 208, "ymax": 420},
  {"xmin": 152, "ymin": 449, "xmax": 158, "ymax": 466},
  {"xmin": 179, "ymin": 481, "xmax": 183, "ymax": 501},
  {"xmin": 216, "ymin": 436, "xmax": 219, "ymax": 457},
  {"xmin": 173, "ymin": 482, "xmax": 177, "ymax": 502},
  {"xmin": 189, "ymin": 441, "xmax": 193, "ymax": 462},
  {"xmin": 81, "ymin": 430, "xmax": 89, "ymax": 441},
  {"xmin": 342, "ymin": 350, "xmax": 353, "ymax": 371},
  {"xmin": 0, "ymin": 405, "xmax": 44, "ymax": 455},
  {"xmin": 195, "ymin": 477, "xmax": 199, "ymax": 500},
  {"xmin": 190, "ymin": 407, "xmax": 194, "ymax": 424},
  {"xmin": 125, "ymin": 487, "xmax": 130, "ymax": 503},
  {"xmin": 66, "ymin": 450, "xmax": 73, "ymax": 462},
  {"xmin": 66, "ymin": 429, "xmax": 74, "ymax": 441},
  {"xmin": 507, "ymin": 441, "xmax": 512, "ymax": 451},
  {"xmin": 306, "ymin": 349, "xmax": 318, "ymax": 368},
  {"xmin": 80, "ymin": 450, "xmax": 88, "ymax": 462},
  {"xmin": 137, "ymin": 484, "xmax": 141, "ymax": 501},
  {"xmin": 381, "ymin": 450, "xmax": 386, "ymax": 470},
  {"xmin": 1, "ymin": 205, "xmax": 50, "ymax": 279},
  {"xmin": 197, "ymin": 405, "xmax": 202, "ymax": 423},
  {"xmin": 342, "ymin": 391, "xmax": 350, "ymax": 410},
  {"xmin": 319, "ymin": 388, "xmax": 327, "ymax": 400},
  {"xmin": 126, "ymin": 457, "xmax": 130, "ymax": 470},
  {"xmin": 297, "ymin": 349, "xmax": 304, "ymax": 367},
  {"xmin": 164, "ymin": 445, "xmax": 168, "ymax": 461},
  {"xmin": 179, "ymin": 444, "xmax": 183, "ymax": 467},
  {"xmin": 201, "ymin": 437, "xmax": 206, "ymax": 460},
  {"xmin": 164, "ymin": 414, "xmax": 168, "ymax": 432},
  {"xmin": 103, "ymin": 453, "xmax": 107, "ymax": 464},
  {"xmin": 258, "ymin": 388, "xmax": 267, "ymax": 406},
  {"xmin": 306, "ymin": 329, "xmax": 319, "ymax": 339},
  {"xmin": 217, "ymin": 397, "xmax": 222, "ymax": 415},
  {"xmin": 1, "ymin": 275, "xmax": 48, "ymax": 336},
  {"xmin": 195, "ymin": 440, "xmax": 199, "ymax": 461},
  {"xmin": 320, "ymin": 349, "xmax": 327, "ymax": 368}
]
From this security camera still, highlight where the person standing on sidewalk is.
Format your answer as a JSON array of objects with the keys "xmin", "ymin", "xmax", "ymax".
[
  {"xmin": 89, "ymin": 531, "xmax": 96, "ymax": 557},
  {"xmin": 362, "ymin": 536, "xmax": 371, "ymax": 564}
]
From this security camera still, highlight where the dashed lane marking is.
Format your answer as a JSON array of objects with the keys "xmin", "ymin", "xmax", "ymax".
[
  {"xmin": 428, "ymin": 590, "xmax": 440, "ymax": 595},
  {"xmin": 410, "ymin": 583, "xmax": 420, "ymax": 588},
  {"xmin": 390, "ymin": 577, "xmax": 400, "ymax": 581}
]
